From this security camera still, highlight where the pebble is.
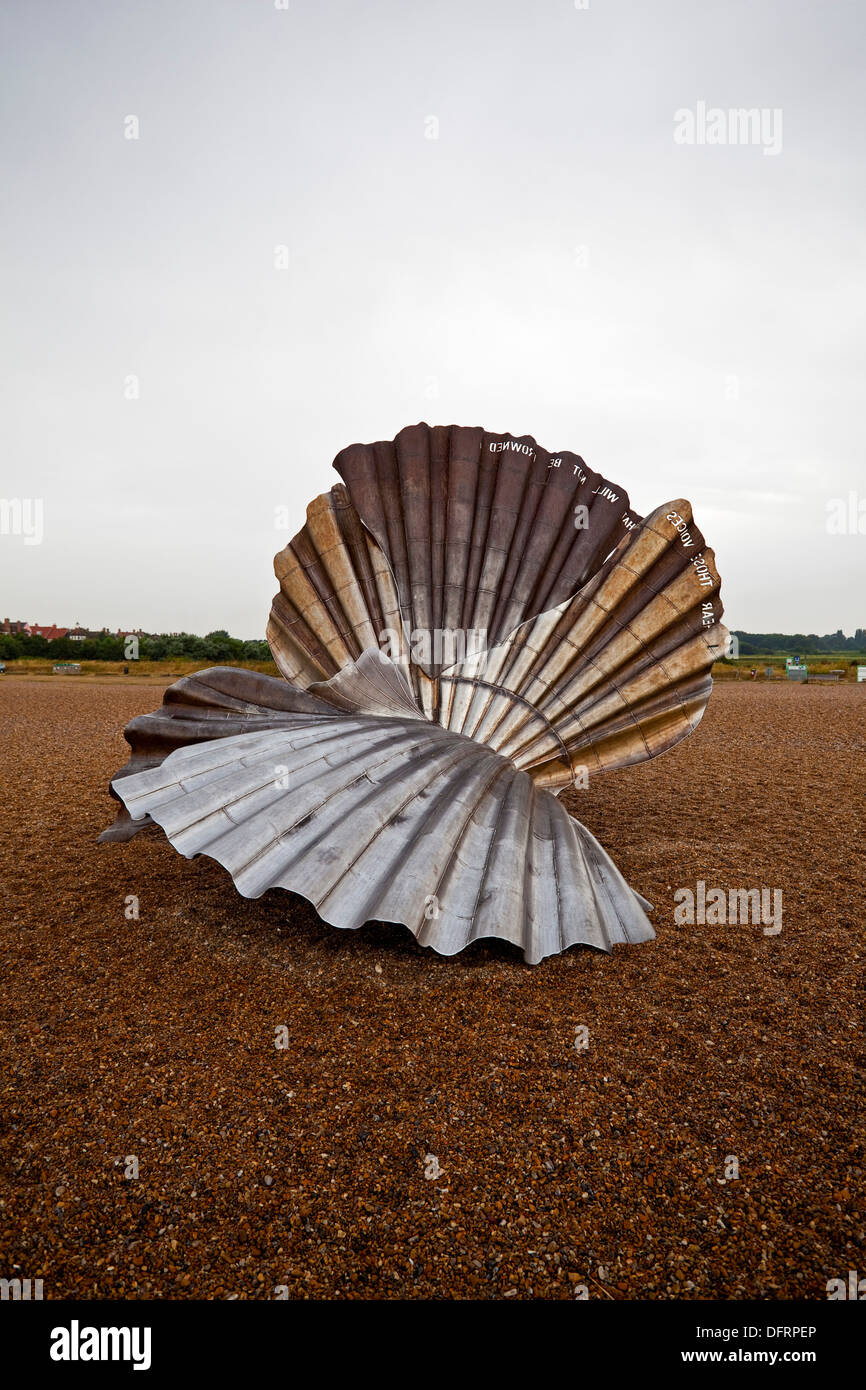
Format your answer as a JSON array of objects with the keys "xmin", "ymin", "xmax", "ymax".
[{"xmin": 0, "ymin": 678, "xmax": 861, "ymax": 1298}]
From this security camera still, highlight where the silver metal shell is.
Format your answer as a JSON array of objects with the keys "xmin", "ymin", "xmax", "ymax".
[{"xmin": 112, "ymin": 654, "xmax": 654, "ymax": 964}]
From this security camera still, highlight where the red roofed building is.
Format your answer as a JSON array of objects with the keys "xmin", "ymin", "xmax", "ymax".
[{"xmin": 28, "ymin": 623, "xmax": 70, "ymax": 641}]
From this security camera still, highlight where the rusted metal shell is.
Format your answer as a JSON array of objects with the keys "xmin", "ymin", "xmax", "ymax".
[
  {"xmin": 267, "ymin": 485, "xmax": 410, "ymax": 690},
  {"xmin": 333, "ymin": 423, "xmax": 642, "ymax": 673},
  {"xmin": 103, "ymin": 424, "xmax": 727, "ymax": 962},
  {"xmin": 268, "ymin": 425, "xmax": 645, "ymax": 722}
]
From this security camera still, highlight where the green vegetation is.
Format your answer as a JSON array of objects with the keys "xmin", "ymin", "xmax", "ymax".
[
  {"xmin": 0, "ymin": 629, "xmax": 271, "ymax": 663},
  {"xmin": 733, "ymin": 629, "xmax": 866, "ymax": 657},
  {"xmin": 3, "ymin": 626, "xmax": 864, "ymax": 684}
]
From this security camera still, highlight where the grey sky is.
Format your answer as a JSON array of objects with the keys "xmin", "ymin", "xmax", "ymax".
[{"xmin": 1, "ymin": 0, "xmax": 864, "ymax": 636}]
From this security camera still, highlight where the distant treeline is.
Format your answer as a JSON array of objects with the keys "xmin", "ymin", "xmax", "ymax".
[
  {"xmin": 0, "ymin": 629, "xmax": 271, "ymax": 662},
  {"xmin": 3, "ymin": 625, "xmax": 864, "ymax": 663},
  {"xmin": 733, "ymin": 629, "xmax": 866, "ymax": 656}
]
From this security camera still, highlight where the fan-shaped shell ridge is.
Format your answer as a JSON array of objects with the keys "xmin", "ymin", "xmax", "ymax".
[
  {"xmin": 436, "ymin": 498, "xmax": 728, "ymax": 787},
  {"xmin": 332, "ymin": 423, "xmax": 643, "ymax": 674}
]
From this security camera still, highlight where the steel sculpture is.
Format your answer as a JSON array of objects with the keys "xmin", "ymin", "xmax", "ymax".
[{"xmin": 101, "ymin": 424, "xmax": 728, "ymax": 963}]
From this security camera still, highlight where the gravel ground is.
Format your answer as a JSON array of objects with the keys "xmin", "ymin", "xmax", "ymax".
[{"xmin": 1, "ymin": 676, "xmax": 862, "ymax": 1300}]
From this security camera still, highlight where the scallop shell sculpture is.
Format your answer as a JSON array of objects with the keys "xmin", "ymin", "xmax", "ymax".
[{"xmin": 101, "ymin": 424, "xmax": 728, "ymax": 964}]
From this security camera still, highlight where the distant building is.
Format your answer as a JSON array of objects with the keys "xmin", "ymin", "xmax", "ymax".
[{"xmin": 2, "ymin": 619, "xmax": 147, "ymax": 643}]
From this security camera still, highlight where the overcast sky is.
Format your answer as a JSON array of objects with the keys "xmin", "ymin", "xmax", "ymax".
[{"xmin": 1, "ymin": 0, "xmax": 864, "ymax": 637}]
